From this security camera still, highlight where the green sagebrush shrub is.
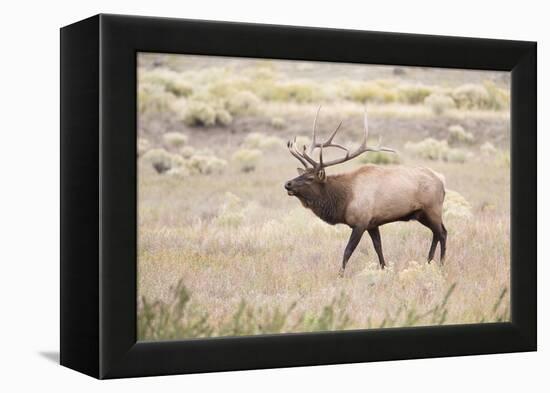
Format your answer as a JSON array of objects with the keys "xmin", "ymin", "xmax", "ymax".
[
  {"xmin": 162, "ymin": 132, "xmax": 188, "ymax": 148},
  {"xmin": 397, "ymin": 83, "xmax": 434, "ymax": 104},
  {"xmin": 181, "ymin": 99, "xmax": 233, "ymax": 127},
  {"xmin": 138, "ymin": 280, "xmax": 351, "ymax": 340},
  {"xmin": 451, "ymin": 82, "xmax": 509, "ymax": 110},
  {"xmin": 140, "ymin": 68, "xmax": 194, "ymax": 97},
  {"xmin": 359, "ymin": 151, "xmax": 400, "ymax": 165},
  {"xmin": 405, "ymin": 138, "xmax": 450, "ymax": 161},
  {"xmin": 243, "ymin": 132, "xmax": 284, "ymax": 149},
  {"xmin": 270, "ymin": 116, "xmax": 287, "ymax": 130},
  {"xmin": 141, "ymin": 148, "xmax": 184, "ymax": 174},
  {"xmin": 225, "ymin": 90, "xmax": 261, "ymax": 115},
  {"xmin": 480, "ymin": 141, "xmax": 497, "ymax": 156},
  {"xmin": 137, "ymin": 280, "xmax": 509, "ymax": 340},
  {"xmin": 443, "ymin": 189, "xmax": 472, "ymax": 219},
  {"xmin": 185, "ymin": 154, "xmax": 227, "ymax": 175},
  {"xmin": 405, "ymin": 138, "xmax": 470, "ymax": 163},
  {"xmin": 424, "ymin": 93, "xmax": 455, "ymax": 115},
  {"xmin": 448, "ymin": 125, "xmax": 474, "ymax": 145}
]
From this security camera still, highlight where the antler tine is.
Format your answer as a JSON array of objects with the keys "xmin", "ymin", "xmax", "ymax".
[
  {"xmin": 287, "ymin": 139, "xmax": 310, "ymax": 169},
  {"xmin": 309, "ymin": 106, "xmax": 322, "ymax": 155},
  {"xmin": 316, "ymin": 108, "xmax": 396, "ymax": 168},
  {"xmin": 364, "ymin": 136, "xmax": 397, "ymax": 153},
  {"xmin": 301, "ymin": 144, "xmax": 320, "ymax": 167},
  {"xmin": 287, "ymin": 107, "xmax": 395, "ymax": 171},
  {"xmin": 360, "ymin": 107, "xmax": 370, "ymax": 148},
  {"xmin": 326, "ymin": 121, "xmax": 343, "ymax": 144},
  {"xmin": 308, "ymin": 119, "xmax": 349, "ymax": 164},
  {"xmin": 322, "ymin": 121, "xmax": 349, "ymax": 152}
]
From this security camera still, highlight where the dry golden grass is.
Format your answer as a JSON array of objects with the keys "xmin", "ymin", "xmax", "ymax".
[{"xmin": 138, "ymin": 139, "xmax": 510, "ymax": 339}]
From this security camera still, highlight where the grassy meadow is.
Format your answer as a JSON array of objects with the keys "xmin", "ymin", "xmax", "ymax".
[{"xmin": 137, "ymin": 53, "xmax": 511, "ymax": 341}]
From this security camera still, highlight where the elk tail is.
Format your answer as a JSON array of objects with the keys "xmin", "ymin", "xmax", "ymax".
[
  {"xmin": 426, "ymin": 168, "xmax": 446, "ymax": 189},
  {"xmin": 436, "ymin": 171, "xmax": 446, "ymax": 203},
  {"xmin": 434, "ymin": 171, "xmax": 446, "ymax": 189},
  {"xmin": 427, "ymin": 168, "xmax": 446, "ymax": 203}
]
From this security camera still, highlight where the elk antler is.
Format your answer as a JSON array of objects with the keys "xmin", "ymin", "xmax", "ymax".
[
  {"xmin": 287, "ymin": 107, "xmax": 396, "ymax": 170},
  {"xmin": 287, "ymin": 138, "xmax": 310, "ymax": 169}
]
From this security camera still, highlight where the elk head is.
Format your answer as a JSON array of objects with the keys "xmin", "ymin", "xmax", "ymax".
[{"xmin": 284, "ymin": 107, "xmax": 395, "ymax": 200}]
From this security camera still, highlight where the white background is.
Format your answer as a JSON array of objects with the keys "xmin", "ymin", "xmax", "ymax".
[{"xmin": 0, "ymin": 0, "xmax": 546, "ymax": 391}]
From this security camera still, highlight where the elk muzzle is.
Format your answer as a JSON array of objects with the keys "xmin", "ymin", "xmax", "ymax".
[{"xmin": 285, "ymin": 180, "xmax": 296, "ymax": 196}]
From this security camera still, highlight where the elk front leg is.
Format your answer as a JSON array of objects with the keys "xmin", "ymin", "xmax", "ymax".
[{"xmin": 339, "ymin": 227, "xmax": 365, "ymax": 277}]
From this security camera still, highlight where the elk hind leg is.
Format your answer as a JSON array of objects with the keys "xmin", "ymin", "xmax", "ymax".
[
  {"xmin": 427, "ymin": 233, "xmax": 438, "ymax": 263},
  {"xmin": 418, "ymin": 211, "xmax": 446, "ymax": 264},
  {"xmin": 439, "ymin": 223, "xmax": 447, "ymax": 264},
  {"xmin": 367, "ymin": 227, "xmax": 386, "ymax": 269}
]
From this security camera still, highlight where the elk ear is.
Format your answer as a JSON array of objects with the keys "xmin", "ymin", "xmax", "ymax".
[
  {"xmin": 297, "ymin": 167, "xmax": 306, "ymax": 175},
  {"xmin": 316, "ymin": 169, "xmax": 326, "ymax": 182}
]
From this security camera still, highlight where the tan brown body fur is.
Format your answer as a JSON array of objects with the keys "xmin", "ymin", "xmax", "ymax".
[
  {"xmin": 344, "ymin": 165, "xmax": 445, "ymax": 227},
  {"xmin": 286, "ymin": 164, "xmax": 447, "ymax": 274}
]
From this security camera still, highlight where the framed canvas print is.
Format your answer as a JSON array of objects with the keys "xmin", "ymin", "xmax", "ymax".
[{"xmin": 60, "ymin": 14, "xmax": 537, "ymax": 379}]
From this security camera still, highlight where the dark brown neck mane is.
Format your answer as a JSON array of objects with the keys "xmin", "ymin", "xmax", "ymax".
[{"xmin": 299, "ymin": 175, "xmax": 350, "ymax": 225}]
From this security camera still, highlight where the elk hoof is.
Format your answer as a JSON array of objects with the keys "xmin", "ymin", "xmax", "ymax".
[{"xmin": 338, "ymin": 268, "xmax": 345, "ymax": 278}]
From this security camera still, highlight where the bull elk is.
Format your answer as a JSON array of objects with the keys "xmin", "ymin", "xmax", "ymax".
[{"xmin": 285, "ymin": 108, "xmax": 447, "ymax": 276}]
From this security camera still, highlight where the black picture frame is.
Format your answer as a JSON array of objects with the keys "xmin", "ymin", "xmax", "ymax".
[{"xmin": 60, "ymin": 14, "xmax": 537, "ymax": 379}]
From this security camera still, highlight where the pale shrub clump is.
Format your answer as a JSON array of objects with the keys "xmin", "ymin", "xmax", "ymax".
[
  {"xmin": 480, "ymin": 141, "xmax": 497, "ymax": 156},
  {"xmin": 341, "ymin": 80, "xmax": 398, "ymax": 104},
  {"xmin": 405, "ymin": 138, "xmax": 470, "ymax": 163},
  {"xmin": 398, "ymin": 260, "xmax": 445, "ymax": 294},
  {"xmin": 267, "ymin": 79, "xmax": 324, "ymax": 103},
  {"xmin": 452, "ymin": 84, "xmax": 490, "ymax": 109},
  {"xmin": 166, "ymin": 166, "xmax": 190, "ymax": 179},
  {"xmin": 243, "ymin": 132, "xmax": 284, "ymax": 150},
  {"xmin": 137, "ymin": 138, "xmax": 150, "ymax": 156},
  {"xmin": 357, "ymin": 261, "xmax": 394, "ymax": 285},
  {"xmin": 179, "ymin": 97, "xmax": 233, "ymax": 127},
  {"xmin": 446, "ymin": 148, "xmax": 470, "ymax": 164},
  {"xmin": 141, "ymin": 148, "xmax": 183, "ymax": 174},
  {"xmin": 215, "ymin": 109, "xmax": 233, "ymax": 126},
  {"xmin": 225, "ymin": 90, "xmax": 261, "ymax": 116},
  {"xmin": 185, "ymin": 154, "xmax": 227, "ymax": 175},
  {"xmin": 359, "ymin": 151, "xmax": 400, "ymax": 165},
  {"xmin": 140, "ymin": 68, "xmax": 194, "ymax": 97},
  {"xmin": 138, "ymin": 83, "xmax": 175, "ymax": 115},
  {"xmin": 405, "ymin": 138, "xmax": 450, "ymax": 161},
  {"xmin": 424, "ymin": 93, "xmax": 455, "ymax": 115},
  {"xmin": 232, "ymin": 148, "xmax": 263, "ymax": 172},
  {"xmin": 483, "ymin": 81, "xmax": 510, "ymax": 110},
  {"xmin": 397, "ymin": 83, "xmax": 434, "ymax": 104},
  {"xmin": 215, "ymin": 192, "xmax": 246, "ymax": 227},
  {"xmin": 443, "ymin": 189, "xmax": 472, "ymax": 219},
  {"xmin": 162, "ymin": 132, "xmax": 188, "ymax": 148},
  {"xmin": 182, "ymin": 100, "xmax": 217, "ymax": 126},
  {"xmin": 448, "ymin": 125, "xmax": 474, "ymax": 145},
  {"xmin": 270, "ymin": 116, "xmax": 286, "ymax": 130},
  {"xmin": 180, "ymin": 145, "xmax": 196, "ymax": 159}
]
